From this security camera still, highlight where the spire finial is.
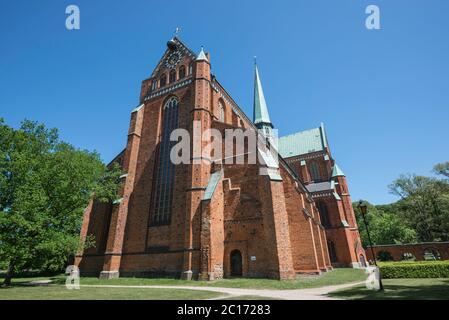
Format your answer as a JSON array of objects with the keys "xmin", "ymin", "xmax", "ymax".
[
  {"xmin": 174, "ymin": 27, "xmax": 181, "ymax": 38},
  {"xmin": 254, "ymin": 56, "xmax": 257, "ymax": 65}
]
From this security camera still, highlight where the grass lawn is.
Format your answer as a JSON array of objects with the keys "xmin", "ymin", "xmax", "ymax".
[
  {"xmin": 327, "ymin": 278, "xmax": 449, "ymax": 300},
  {"xmin": 0, "ymin": 284, "xmax": 224, "ymax": 300},
  {"xmin": 0, "ymin": 268, "xmax": 367, "ymax": 300},
  {"xmin": 17, "ymin": 268, "xmax": 365, "ymax": 290}
]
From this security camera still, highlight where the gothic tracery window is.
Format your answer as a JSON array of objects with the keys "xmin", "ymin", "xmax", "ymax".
[{"xmin": 150, "ymin": 96, "xmax": 179, "ymax": 225}]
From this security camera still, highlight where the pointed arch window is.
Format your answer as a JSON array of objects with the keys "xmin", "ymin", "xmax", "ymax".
[
  {"xmin": 150, "ymin": 96, "xmax": 179, "ymax": 225},
  {"xmin": 310, "ymin": 162, "xmax": 320, "ymax": 182},
  {"xmin": 178, "ymin": 65, "xmax": 186, "ymax": 79},
  {"xmin": 160, "ymin": 74, "xmax": 167, "ymax": 88},
  {"xmin": 151, "ymin": 80, "xmax": 157, "ymax": 91},
  {"xmin": 218, "ymin": 101, "xmax": 225, "ymax": 122},
  {"xmin": 316, "ymin": 201, "xmax": 331, "ymax": 227},
  {"xmin": 328, "ymin": 241, "xmax": 338, "ymax": 263},
  {"xmin": 169, "ymin": 70, "xmax": 176, "ymax": 83}
]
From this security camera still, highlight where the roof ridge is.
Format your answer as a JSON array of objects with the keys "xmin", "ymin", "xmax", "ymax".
[
  {"xmin": 280, "ymin": 126, "xmax": 321, "ymax": 139},
  {"xmin": 173, "ymin": 36, "xmax": 197, "ymax": 57}
]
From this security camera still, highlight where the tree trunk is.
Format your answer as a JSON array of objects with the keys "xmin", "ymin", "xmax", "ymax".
[{"xmin": 2, "ymin": 263, "xmax": 14, "ymax": 286}]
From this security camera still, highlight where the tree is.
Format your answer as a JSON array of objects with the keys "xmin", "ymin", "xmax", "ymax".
[
  {"xmin": 0, "ymin": 119, "xmax": 121, "ymax": 286},
  {"xmin": 434, "ymin": 162, "xmax": 449, "ymax": 179},
  {"xmin": 354, "ymin": 201, "xmax": 417, "ymax": 246},
  {"xmin": 389, "ymin": 173, "xmax": 449, "ymax": 242}
]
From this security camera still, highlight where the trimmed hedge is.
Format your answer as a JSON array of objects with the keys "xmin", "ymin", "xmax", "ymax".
[{"xmin": 379, "ymin": 260, "xmax": 449, "ymax": 279}]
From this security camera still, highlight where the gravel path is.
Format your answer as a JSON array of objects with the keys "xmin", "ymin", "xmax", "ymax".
[{"xmin": 79, "ymin": 281, "xmax": 365, "ymax": 300}]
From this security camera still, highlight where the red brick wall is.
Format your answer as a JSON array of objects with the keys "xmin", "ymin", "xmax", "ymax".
[{"xmin": 366, "ymin": 242, "xmax": 449, "ymax": 262}]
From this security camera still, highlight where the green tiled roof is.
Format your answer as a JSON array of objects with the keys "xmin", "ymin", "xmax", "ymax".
[
  {"xmin": 278, "ymin": 123, "xmax": 328, "ymax": 158},
  {"xmin": 331, "ymin": 163, "xmax": 345, "ymax": 177}
]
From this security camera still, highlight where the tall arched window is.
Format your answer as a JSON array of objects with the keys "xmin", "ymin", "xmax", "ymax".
[
  {"xmin": 151, "ymin": 80, "xmax": 157, "ymax": 91},
  {"xmin": 218, "ymin": 101, "xmax": 225, "ymax": 122},
  {"xmin": 178, "ymin": 65, "xmax": 186, "ymax": 79},
  {"xmin": 309, "ymin": 162, "xmax": 320, "ymax": 181},
  {"xmin": 328, "ymin": 241, "xmax": 338, "ymax": 263},
  {"xmin": 169, "ymin": 69, "xmax": 176, "ymax": 83},
  {"xmin": 316, "ymin": 201, "xmax": 331, "ymax": 227},
  {"xmin": 150, "ymin": 96, "xmax": 179, "ymax": 225},
  {"xmin": 160, "ymin": 74, "xmax": 167, "ymax": 88}
]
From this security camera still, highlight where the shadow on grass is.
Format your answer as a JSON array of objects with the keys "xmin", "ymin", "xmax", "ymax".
[
  {"xmin": 328, "ymin": 279, "xmax": 449, "ymax": 300},
  {"xmin": 0, "ymin": 275, "xmax": 66, "ymax": 289}
]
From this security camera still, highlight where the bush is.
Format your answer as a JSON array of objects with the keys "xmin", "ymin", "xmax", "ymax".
[{"xmin": 379, "ymin": 260, "xmax": 449, "ymax": 279}]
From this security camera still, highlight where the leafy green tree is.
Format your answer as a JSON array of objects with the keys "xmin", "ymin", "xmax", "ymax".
[
  {"xmin": 0, "ymin": 119, "xmax": 121, "ymax": 286},
  {"xmin": 434, "ymin": 162, "xmax": 449, "ymax": 179},
  {"xmin": 389, "ymin": 174, "xmax": 449, "ymax": 242},
  {"xmin": 354, "ymin": 201, "xmax": 417, "ymax": 246}
]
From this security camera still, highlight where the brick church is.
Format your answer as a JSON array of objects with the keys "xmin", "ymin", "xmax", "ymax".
[{"xmin": 75, "ymin": 36, "xmax": 366, "ymax": 280}]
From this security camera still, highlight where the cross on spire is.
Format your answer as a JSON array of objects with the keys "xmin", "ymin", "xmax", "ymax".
[{"xmin": 174, "ymin": 27, "xmax": 181, "ymax": 37}]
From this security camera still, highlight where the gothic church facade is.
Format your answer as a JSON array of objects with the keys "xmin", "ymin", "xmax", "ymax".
[{"xmin": 75, "ymin": 37, "xmax": 366, "ymax": 280}]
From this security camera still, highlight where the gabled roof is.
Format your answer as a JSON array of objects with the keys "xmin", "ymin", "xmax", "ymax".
[
  {"xmin": 278, "ymin": 123, "xmax": 329, "ymax": 158},
  {"xmin": 253, "ymin": 64, "xmax": 272, "ymax": 126},
  {"xmin": 149, "ymin": 36, "xmax": 197, "ymax": 78}
]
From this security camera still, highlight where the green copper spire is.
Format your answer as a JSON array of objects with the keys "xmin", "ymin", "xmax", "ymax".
[
  {"xmin": 331, "ymin": 163, "xmax": 345, "ymax": 178},
  {"xmin": 196, "ymin": 46, "xmax": 208, "ymax": 61},
  {"xmin": 253, "ymin": 62, "xmax": 272, "ymax": 129}
]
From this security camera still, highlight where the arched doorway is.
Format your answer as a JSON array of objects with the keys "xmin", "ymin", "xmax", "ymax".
[
  {"xmin": 423, "ymin": 248, "xmax": 441, "ymax": 260},
  {"xmin": 230, "ymin": 250, "xmax": 243, "ymax": 277}
]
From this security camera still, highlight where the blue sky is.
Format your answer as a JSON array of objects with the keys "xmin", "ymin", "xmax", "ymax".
[{"xmin": 1, "ymin": 0, "xmax": 448, "ymax": 204}]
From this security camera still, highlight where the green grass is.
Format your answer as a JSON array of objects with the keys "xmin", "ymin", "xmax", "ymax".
[
  {"xmin": 0, "ymin": 284, "xmax": 224, "ymax": 300},
  {"xmin": 327, "ymin": 278, "xmax": 449, "ymax": 300},
  {"xmin": 3, "ymin": 268, "xmax": 366, "ymax": 290},
  {"xmin": 0, "ymin": 268, "xmax": 366, "ymax": 300}
]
